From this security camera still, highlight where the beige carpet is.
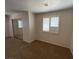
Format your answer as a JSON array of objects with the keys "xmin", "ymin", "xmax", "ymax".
[{"xmin": 5, "ymin": 37, "xmax": 72, "ymax": 59}]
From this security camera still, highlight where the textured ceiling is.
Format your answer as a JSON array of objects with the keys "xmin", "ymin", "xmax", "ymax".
[{"xmin": 5, "ymin": 0, "xmax": 73, "ymax": 13}]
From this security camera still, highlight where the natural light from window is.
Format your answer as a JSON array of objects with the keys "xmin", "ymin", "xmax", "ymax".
[
  {"xmin": 18, "ymin": 20, "xmax": 23, "ymax": 28},
  {"xmin": 43, "ymin": 16, "xmax": 59, "ymax": 33},
  {"xmin": 50, "ymin": 17, "xmax": 59, "ymax": 27},
  {"xmin": 43, "ymin": 18, "xmax": 49, "ymax": 32}
]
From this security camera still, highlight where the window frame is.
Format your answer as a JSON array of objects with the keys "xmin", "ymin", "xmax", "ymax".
[{"xmin": 42, "ymin": 16, "xmax": 60, "ymax": 34}]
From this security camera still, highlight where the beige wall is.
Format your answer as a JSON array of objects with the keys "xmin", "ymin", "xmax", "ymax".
[
  {"xmin": 21, "ymin": 12, "xmax": 35, "ymax": 42},
  {"xmin": 28, "ymin": 11, "xmax": 35, "ymax": 42},
  {"xmin": 5, "ymin": 15, "xmax": 10, "ymax": 37},
  {"xmin": 21, "ymin": 12, "xmax": 30, "ymax": 42},
  {"xmin": 35, "ymin": 9, "xmax": 73, "ymax": 52},
  {"xmin": 9, "ymin": 17, "xmax": 14, "ymax": 37}
]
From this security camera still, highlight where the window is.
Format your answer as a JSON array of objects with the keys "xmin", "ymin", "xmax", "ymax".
[
  {"xmin": 43, "ymin": 16, "xmax": 60, "ymax": 33},
  {"xmin": 50, "ymin": 16, "xmax": 59, "ymax": 33},
  {"xmin": 18, "ymin": 20, "xmax": 23, "ymax": 28},
  {"xmin": 43, "ymin": 18, "xmax": 49, "ymax": 32},
  {"xmin": 50, "ymin": 17, "xmax": 59, "ymax": 27}
]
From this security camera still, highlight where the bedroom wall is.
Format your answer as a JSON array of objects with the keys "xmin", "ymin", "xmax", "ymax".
[
  {"xmin": 35, "ymin": 9, "xmax": 73, "ymax": 52},
  {"xmin": 28, "ymin": 11, "xmax": 35, "ymax": 42},
  {"xmin": 5, "ymin": 15, "xmax": 10, "ymax": 37}
]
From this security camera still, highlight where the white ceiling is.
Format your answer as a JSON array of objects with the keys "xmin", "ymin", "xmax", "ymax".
[{"xmin": 5, "ymin": 0, "xmax": 73, "ymax": 13}]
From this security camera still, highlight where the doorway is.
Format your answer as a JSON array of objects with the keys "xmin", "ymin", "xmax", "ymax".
[{"xmin": 12, "ymin": 19, "xmax": 23, "ymax": 40}]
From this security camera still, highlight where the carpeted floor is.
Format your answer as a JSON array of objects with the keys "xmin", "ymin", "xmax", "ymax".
[{"xmin": 5, "ymin": 37, "xmax": 72, "ymax": 59}]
